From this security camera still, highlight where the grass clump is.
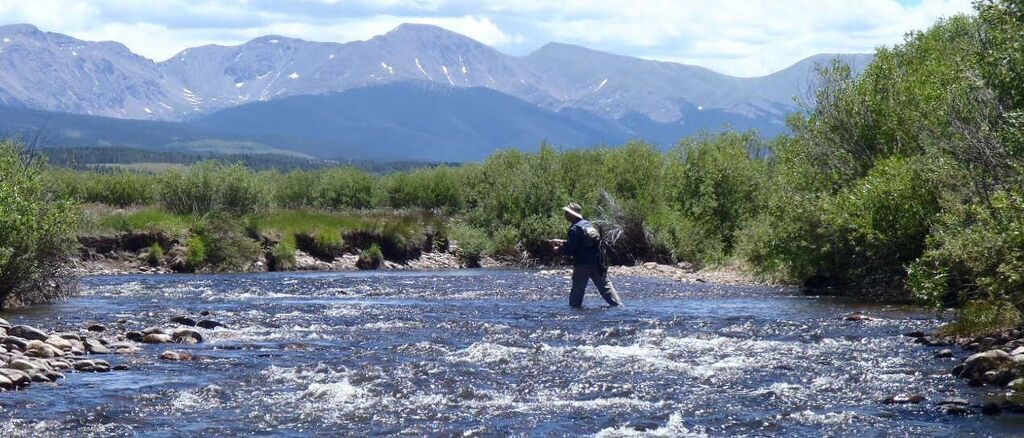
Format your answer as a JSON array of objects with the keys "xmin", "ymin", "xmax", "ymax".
[
  {"xmin": 146, "ymin": 243, "xmax": 164, "ymax": 266},
  {"xmin": 356, "ymin": 244, "xmax": 384, "ymax": 270}
]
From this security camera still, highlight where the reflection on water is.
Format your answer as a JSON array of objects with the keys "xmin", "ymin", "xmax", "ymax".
[{"xmin": 0, "ymin": 270, "xmax": 1019, "ymax": 436}]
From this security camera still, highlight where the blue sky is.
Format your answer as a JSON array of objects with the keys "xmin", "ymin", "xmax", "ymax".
[{"xmin": 0, "ymin": 0, "xmax": 974, "ymax": 76}]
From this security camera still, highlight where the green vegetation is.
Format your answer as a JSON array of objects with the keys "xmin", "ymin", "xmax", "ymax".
[
  {"xmin": 356, "ymin": 244, "xmax": 384, "ymax": 270},
  {"xmin": 0, "ymin": 141, "xmax": 79, "ymax": 308}
]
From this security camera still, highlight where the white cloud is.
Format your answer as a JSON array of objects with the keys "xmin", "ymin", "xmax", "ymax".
[{"xmin": 0, "ymin": 0, "xmax": 976, "ymax": 75}]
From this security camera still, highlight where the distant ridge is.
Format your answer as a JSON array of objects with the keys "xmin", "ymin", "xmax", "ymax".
[{"xmin": 0, "ymin": 22, "xmax": 873, "ymax": 160}]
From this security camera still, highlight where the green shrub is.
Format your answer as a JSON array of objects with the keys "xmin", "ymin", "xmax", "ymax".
[
  {"xmin": 187, "ymin": 215, "xmax": 261, "ymax": 272},
  {"xmin": 449, "ymin": 224, "xmax": 491, "ymax": 267},
  {"xmin": 0, "ymin": 141, "xmax": 80, "ymax": 308},
  {"xmin": 939, "ymin": 300, "xmax": 1022, "ymax": 336},
  {"xmin": 146, "ymin": 242, "xmax": 164, "ymax": 266},
  {"xmin": 159, "ymin": 161, "xmax": 273, "ymax": 215},
  {"xmin": 314, "ymin": 167, "xmax": 376, "ymax": 210},
  {"xmin": 356, "ymin": 244, "xmax": 384, "ymax": 270},
  {"xmin": 185, "ymin": 236, "xmax": 207, "ymax": 271}
]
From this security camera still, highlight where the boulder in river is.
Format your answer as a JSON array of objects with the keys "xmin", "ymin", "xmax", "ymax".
[
  {"xmin": 843, "ymin": 312, "xmax": 876, "ymax": 322},
  {"xmin": 170, "ymin": 316, "xmax": 197, "ymax": 327},
  {"xmin": 196, "ymin": 320, "xmax": 226, "ymax": 330},
  {"xmin": 171, "ymin": 329, "xmax": 203, "ymax": 344},
  {"xmin": 125, "ymin": 331, "xmax": 145, "ymax": 342},
  {"xmin": 86, "ymin": 324, "xmax": 106, "ymax": 333},
  {"xmin": 9, "ymin": 325, "xmax": 49, "ymax": 341},
  {"xmin": 84, "ymin": 339, "xmax": 111, "ymax": 355},
  {"xmin": 159, "ymin": 350, "xmax": 193, "ymax": 361},
  {"xmin": 142, "ymin": 327, "xmax": 167, "ymax": 335},
  {"xmin": 0, "ymin": 368, "xmax": 32, "ymax": 387},
  {"xmin": 958, "ymin": 349, "xmax": 1011, "ymax": 379},
  {"xmin": 142, "ymin": 333, "xmax": 173, "ymax": 344},
  {"xmin": 934, "ymin": 349, "xmax": 955, "ymax": 359},
  {"xmin": 882, "ymin": 394, "xmax": 926, "ymax": 404},
  {"xmin": 0, "ymin": 318, "xmax": 11, "ymax": 330}
]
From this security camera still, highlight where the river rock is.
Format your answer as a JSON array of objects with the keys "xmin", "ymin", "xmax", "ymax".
[
  {"xmin": 0, "ymin": 318, "xmax": 10, "ymax": 330},
  {"xmin": 45, "ymin": 336, "xmax": 73, "ymax": 352},
  {"xmin": 1006, "ymin": 378, "xmax": 1024, "ymax": 391},
  {"xmin": 9, "ymin": 358, "xmax": 42, "ymax": 373},
  {"xmin": 843, "ymin": 312, "xmax": 875, "ymax": 322},
  {"xmin": 43, "ymin": 370, "xmax": 63, "ymax": 381},
  {"xmin": 882, "ymin": 394, "xmax": 926, "ymax": 404},
  {"xmin": 904, "ymin": 330, "xmax": 926, "ymax": 338},
  {"xmin": 4, "ymin": 336, "xmax": 29, "ymax": 351},
  {"xmin": 0, "ymin": 368, "xmax": 31, "ymax": 387},
  {"xmin": 0, "ymin": 374, "xmax": 13, "ymax": 390},
  {"xmin": 57, "ymin": 333, "xmax": 82, "ymax": 341},
  {"xmin": 1011, "ymin": 346, "xmax": 1024, "ymax": 356},
  {"xmin": 28, "ymin": 372, "xmax": 50, "ymax": 383},
  {"xmin": 107, "ymin": 342, "xmax": 141, "ymax": 354},
  {"xmin": 9, "ymin": 325, "xmax": 48, "ymax": 341},
  {"xmin": 84, "ymin": 339, "xmax": 111, "ymax": 354},
  {"xmin": 86, "ymin": 324, "xmax": 106, "ymax": 333},
  {"xmin": 24, "ymin": 340, "xmax": 63, "ymax": 358},
  {"xmin": 934, "ymin": 349, "xmax": 955, "ymax": 359},
  {"xmin": 959, "ymin": 349, "xmax": 1011, "ymax": 379},
  {"xmin": 142, "ymin": 333, "xmax": 172, "ymax": 344},
  {"xmin": 74, "ymin": 359, "xmax": 111, "ymax": 372},
  {"xmin": 170, "ymin": 316, "xmax": 197, "ymax": 327},
  {"xmin": 171, "ymin": 329, "xmax": 203, "ymax": 344},
  {"xmin": 46, "ymin": 359, "xmax": 72, "ymax": 371},
  {"xmin": 196, "ymin": 320, "xmax": 226, "ymax": 329},
  {"xmin": 125, "ymin": 331, "xmax": 145, "ymax": 342},
  {"xmin": 159, "ymin": 350, "xmax": 193, "ymax": 361},
  {"xmin": 142, "ymin": 327, "xmax": 167, "ymax": 335}
]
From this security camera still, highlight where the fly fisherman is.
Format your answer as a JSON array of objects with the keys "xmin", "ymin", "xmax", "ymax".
[{"xmin": 550, "ymin": 203, "xmax": 623, "ymax": 308}]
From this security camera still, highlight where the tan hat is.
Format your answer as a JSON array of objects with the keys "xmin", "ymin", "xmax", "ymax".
[{"xmin": 562, "ymin": 202, "xmax": 583, "ymax": 219}]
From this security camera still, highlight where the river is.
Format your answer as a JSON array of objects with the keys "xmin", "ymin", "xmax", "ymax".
[{"xmin": 0, "ymin": 270, "xmax": 1019, "ymax": 436}]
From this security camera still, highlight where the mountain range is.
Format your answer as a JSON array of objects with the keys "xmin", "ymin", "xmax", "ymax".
[{"xmin": 0, "ymin": 23, "xmax": 873, "ymax": 162}]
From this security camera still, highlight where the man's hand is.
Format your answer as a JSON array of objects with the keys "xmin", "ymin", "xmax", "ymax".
[{"xmin": 549, "ymin": 239, "xmax": 566, "ymax": 252}]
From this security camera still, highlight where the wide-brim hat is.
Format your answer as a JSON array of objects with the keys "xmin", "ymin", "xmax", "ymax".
[{"xmin": 562, "ymin": 203, "xmax": 583, "ymax": 219}]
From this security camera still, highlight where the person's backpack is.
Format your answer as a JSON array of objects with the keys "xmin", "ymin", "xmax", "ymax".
[{"xmin": 580, "ymin": 221, "xmax": 610, "ymax": 271}]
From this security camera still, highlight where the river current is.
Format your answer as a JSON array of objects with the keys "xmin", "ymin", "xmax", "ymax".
[{"xmin": 0, "ymin": 270, "xmax": 1019, "ymax": 436}]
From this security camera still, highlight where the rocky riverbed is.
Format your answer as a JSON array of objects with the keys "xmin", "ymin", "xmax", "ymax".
[
  {"xmin": 907, "ymin": 328, "xmax": 1024, "ymax": 416},
  {"xmin": 0, "ymin": 314, "xmax": 229, "ymax": 393}
]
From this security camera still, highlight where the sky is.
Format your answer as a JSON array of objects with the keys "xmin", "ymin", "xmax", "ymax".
[{"xmin": 0, "ymin": 0, "xmax": 975, "ymax": 77}]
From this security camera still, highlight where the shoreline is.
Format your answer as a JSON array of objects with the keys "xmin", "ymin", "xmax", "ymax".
[{"xmin": 74, "ymin": 251, "xmax": 770, "ymax": 287}]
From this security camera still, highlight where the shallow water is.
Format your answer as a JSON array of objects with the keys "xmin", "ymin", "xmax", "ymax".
[{"xmin": 0, "ymin": 270, "xmax": 1019, "ymax": 436}]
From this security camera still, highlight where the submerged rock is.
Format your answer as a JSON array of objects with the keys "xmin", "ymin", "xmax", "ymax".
[
  {"xmin": 196, "ymin": 320, "xmax": 226, "ymax": 330},
  {"xmin": 170, "ymin": 316, "xmax": 197, "ymax": 327},
  {"xmin": 86, "ymin": 324, "xmax": 106, "ymax": 333},
  {"xmin": 935, "ymin": 349, "xmax": 955, "ymax": 359},
  {"xmin": 843, "ymin": 312, "xmax": 876, "ymax": 322},
  {"xmin": 84, "ymin": 339, "xmax": 111, "ymax": 354},
  {"xmin": 883, "ymin": 394, "xmax": 926, "ymax": 404}
]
